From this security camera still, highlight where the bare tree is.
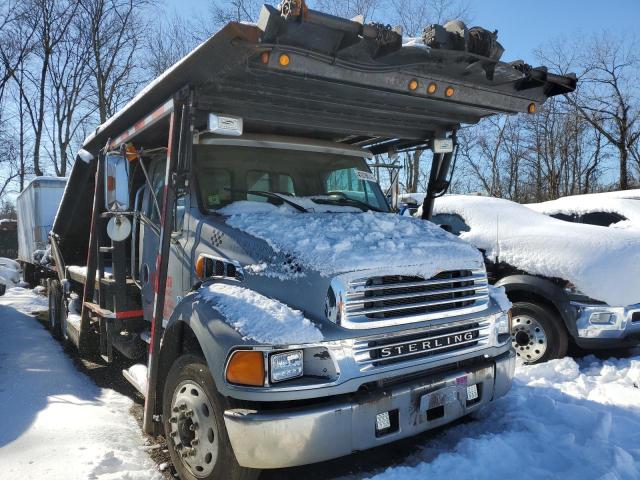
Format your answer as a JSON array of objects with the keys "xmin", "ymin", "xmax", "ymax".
[
  {"xmin": 538, "ymin": 33, "xmax": 640, "ymax": 190},
  {"xmin": 18, "ymin": 0, "xmax": 79, "ymax": 176},
  {"xmin": 145, "ymin": 11, "xmax": 205, "ymax": 77},
  {"xmin": 80, "ymin": 0, "xmax": 150, "ymax": 123},
  {"xmin": 390, "ymin": 0, "xmax": 471, "ymax": 37},
  {"xmin": 47, "ymin": 18, "xmax": 93, "ymax": 176},
  {"xmin": 208, "ymin": 0, "xmax": 263, "ymax": 27},
  {"xmin": 312, "ymin": 0, "xmax": 380, "ymax": 22},
  {"xmin": 0, "ymin": 1, "xmax": 37, "ymax": 106}
]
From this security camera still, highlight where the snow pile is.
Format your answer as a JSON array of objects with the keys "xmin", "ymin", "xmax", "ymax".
[
  {"xmin": 357, "ymin": 355, "xmax": 640, "ymax": 480},
  {"xmin": 198, "ymin": 282, "xmax": 323, "ymax": 344},
  {"xmin": 488, "ymin": 285, "xmax": 512, "ymax": 312},
  {"xmin": 0, "ymin": 257, "xmax": 21, "ymax": 287},
  {"xmin": 221, "ymin": 201, "xmax": 483, "ymax": 279},
  {"xmin": 529, "ymin": 194, "xmax": 640, "ymax": 229},
  {"xmin": 431, "ymin": 195, "xmax": 640, "ymax": 306},
  {"xmin": 126, "ymin": 364, "xmax": 149, "ymax": 396},
  {"xmin": 1, "ymin": 287, "xmax": 48, "ymax": 314},
  {"xmin": 0, "ymin": 292, "xmax": 161, "ymax": 480}
]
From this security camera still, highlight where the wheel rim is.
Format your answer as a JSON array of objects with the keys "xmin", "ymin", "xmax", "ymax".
[
  {"xmin": 169, "ymin": 381, "xmax": 219, "ymax": 478},
  {"xmin": 511, "ymin": 314, "xmax": 548, "ymax": 363}
]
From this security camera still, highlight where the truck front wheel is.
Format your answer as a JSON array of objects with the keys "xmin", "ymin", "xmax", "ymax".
[
  {"xmin": 511, "ymin": 301, "xmax": 568, "ymax": 364},
  {"xmin": 162, "ymin": 354, "xmax": 259, "ymax": 480}
]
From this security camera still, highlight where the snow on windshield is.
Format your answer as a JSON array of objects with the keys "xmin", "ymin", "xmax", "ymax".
[
  {"xmin": 432, "ymin": 195, "xmax": 640, "ymax": 306},
  {"xmin": 199, "ymin": 282, "xmax": 323, "ymax": 344},
  {"xmin": 220, "ymin": 201, "xmax": 483, "ymax": 279}
]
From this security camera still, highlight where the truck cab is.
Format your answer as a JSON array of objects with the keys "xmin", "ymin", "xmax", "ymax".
[{"xmin": 47, "ymin": 3, "xmax": 575, "ymax": 478}]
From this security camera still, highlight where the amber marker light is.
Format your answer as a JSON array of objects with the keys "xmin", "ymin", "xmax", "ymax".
[
  {"xmin": 195, "ymin": 255, "xmax": 206, "ymax": 279},
  {"xmin": 528, "ymin": 103, "xmax": 537, "ymax": 114},
  {"xmin": 445, "ymin": 86, "xmax": 455, "ymax": 98},
  {"xmin": 408, "ymin": 79, "xmax": 419, "ymax": 91},
  {"xmin": 226, "ymin": 350, "xmax": 265, "ymax": 387},
  {"xmin": 427, "ymin": 82, "xmax": 437, "ymax": 94},
  {"xmin": 260, "ymin": 51, "xmax": 270, "ymax": 64},
  {"xmin": 279, "ymin": 53, "xmax": 290, "ymax": 67}
]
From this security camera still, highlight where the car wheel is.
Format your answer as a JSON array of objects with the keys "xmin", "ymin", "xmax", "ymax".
[
  {"xmin": 511, "ymin": 301, "xmax": 568, "ymax": 364},
  {"xmin": 163, "ymin": 354, "xmax": 259, "ymax": 480}
]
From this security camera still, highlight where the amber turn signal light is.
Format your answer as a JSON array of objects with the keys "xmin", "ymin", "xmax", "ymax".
[
  {"xmin": 445, "ymin": 86, "xmax": 455, "ymax": 98},
  {"xmin": 528, "ymin": 103, "xmax": 537, "ymax": 114},
  {"xmin": 226, "ymin": 350, "xmax": 265, "ymax": 387},
  {"xmin": 279, "ymin": 53, "xmax": 290, "ymax": 67},
  {"xmin": 408, "ymin": 79, "xmax": 418, "ymax": 91},
  {"xmin": 426, "ymin": 82, "xmax": 437, "ymax": 94}
]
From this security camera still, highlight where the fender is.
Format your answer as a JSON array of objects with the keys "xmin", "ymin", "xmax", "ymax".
[
  {"xmin": 495, "ymin": 274, "xmax": 578, "ymax": 338},
  {"xmin": 154, "ymin": 288, "xmax": 248, "ymax": 412}
]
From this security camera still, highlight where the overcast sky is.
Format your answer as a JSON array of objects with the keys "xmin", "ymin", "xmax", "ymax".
[{"xmin": 164, "ymin": 0, "xmax": 639, "ymax": 64}]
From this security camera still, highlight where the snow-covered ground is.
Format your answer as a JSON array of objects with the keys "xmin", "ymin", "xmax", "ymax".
[
  {"xmin": 0, "ymin": 288, "xmax": 161, "ymax": 480},
  {"xmin": 1, "ymin": 288, "xmax": 639, "ymax": 479}
]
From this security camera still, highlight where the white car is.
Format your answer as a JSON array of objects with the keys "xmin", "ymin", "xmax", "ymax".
[{"xmin": 423, "ymin": 195, "xmax": 640, "ymax": 363}]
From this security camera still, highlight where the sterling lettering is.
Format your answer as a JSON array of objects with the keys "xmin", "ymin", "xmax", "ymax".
[{"xmin": 378, "ymin": 331, "xmax": 476, "ymax": 358}]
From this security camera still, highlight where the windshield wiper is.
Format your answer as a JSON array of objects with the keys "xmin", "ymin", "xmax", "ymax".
[
  {"xmin": 225, "ymin": 188, "xmax": 309, "ymax": 213},
  {"xmin": 312, "ymin": 196, "xmax": 382, "ymax": 213}
]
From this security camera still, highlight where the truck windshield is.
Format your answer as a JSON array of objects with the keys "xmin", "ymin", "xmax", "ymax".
[{"xmin": 193, "ymin": 144, "xmax": 389, "ymax": 212}]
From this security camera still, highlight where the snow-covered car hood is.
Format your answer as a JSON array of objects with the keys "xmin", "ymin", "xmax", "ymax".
[
  {"xmin": 220, "ymin": 201, "xmax": 484, "ymax": 280},
  {"xmin": 528, "ymin": 194, "xmax": 640, "ymax": 231},
  {"xmin": 432, "ymin": 195, "xmax": 640, "ymax": 306}
]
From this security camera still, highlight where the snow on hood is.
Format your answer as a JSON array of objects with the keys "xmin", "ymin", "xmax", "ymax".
[
  {"xmin": 528, "ymin": 194, "xmax": 640, "ymax": 228},
  {"xmin": 432, "ymin": 195, "xmax": 640, "ymax": 306},
  {"xmin": 220, "ymin": 201, "xmax": 483, "ymax": 279},
  {"xmin": 199, "ymin": 283, "xmax": 323, "ymax": 344}
]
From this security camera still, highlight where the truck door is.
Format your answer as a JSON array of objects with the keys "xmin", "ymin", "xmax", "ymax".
[{"xmin": 138, "ymin": 159, "xmax": 187, "ymax": 325}]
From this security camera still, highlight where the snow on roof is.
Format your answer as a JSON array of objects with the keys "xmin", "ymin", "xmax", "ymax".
[
  {"xmin": 198, "ymin": 282, "xmax": 323, "ymax": 344},
  {"xmin": 528, "ymin": 193, "xmax": 640, "ymax": 224},
  {"xmin": 221, "ymin": 201, "xmax": 483, "ymax": 279},
  {"xmin": 431, "ymin": 195, "xmax": 640, "ymax": 306}
]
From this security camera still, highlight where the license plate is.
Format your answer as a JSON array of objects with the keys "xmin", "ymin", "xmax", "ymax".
[{"xmin": 420, "ymin": 385, "xmax": 463, "ymax": 411}]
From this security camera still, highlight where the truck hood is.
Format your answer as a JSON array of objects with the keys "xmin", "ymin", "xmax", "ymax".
[
  {"xmin": 433, "ymin": 195, "xmax": 640, "ymax": 306},
  {"xmin": 221, "ymin": 201, "xmax": 483, "ymax": 280}
]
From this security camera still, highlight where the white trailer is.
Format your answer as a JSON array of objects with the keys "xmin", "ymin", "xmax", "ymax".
[{"xmin": 16, "ymin": 176, "xmax": 67, "ymax": 286}]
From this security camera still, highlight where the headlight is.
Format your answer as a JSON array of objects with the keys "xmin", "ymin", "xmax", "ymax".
[
  {"xmin": 496, "ymin": 312, "xmax": 511, "ymax": 336},
  {"xmin": 270, "ymin": 350, "xmax": 304, "ymax": 383}
]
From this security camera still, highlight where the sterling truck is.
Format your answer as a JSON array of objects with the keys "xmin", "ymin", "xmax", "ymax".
[{"xmin": 47, "ymin": 3, "xmax": 575, "ymax": 478}]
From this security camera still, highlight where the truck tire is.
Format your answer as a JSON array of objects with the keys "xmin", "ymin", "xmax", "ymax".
[
  {"xmin": 48, "ymin": 279, "xmax": 63, "ymax": 339},
  {"xmin": 511, "ymin": 301, "xmax": 568, "ymax": 364},
  {"xmin": 163, "ymin": 354, "xmax": 259, "ymax": 480}
]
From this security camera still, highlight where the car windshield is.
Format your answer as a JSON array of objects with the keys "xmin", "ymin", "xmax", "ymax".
[{"xmin": 193, "ymin": 143, "xmax": 389, "ymax": 213}]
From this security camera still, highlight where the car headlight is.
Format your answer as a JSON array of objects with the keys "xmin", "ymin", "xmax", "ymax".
[{"xmin": 270, "ymin": 350, "xmax": 304, "ymax": 383}]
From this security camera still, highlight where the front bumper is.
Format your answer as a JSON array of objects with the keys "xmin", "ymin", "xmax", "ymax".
[
  {"xmin": 223, "ymin": 349, "xmax": 516, "ymax": 469},
  {"xmin": 572, "ymin": 302, "xmax": 640, "ymax": 347}
]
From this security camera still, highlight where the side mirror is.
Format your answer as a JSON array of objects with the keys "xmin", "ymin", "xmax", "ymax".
[{"xmin": 104, "ymin": 153, "xmax": 130, "ymax": 212}]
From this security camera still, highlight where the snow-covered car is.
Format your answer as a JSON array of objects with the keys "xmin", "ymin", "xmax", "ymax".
[
  {"xmin": 528, "ymin": 192, "xmax": 640, "ymax": 231},
  {"xmin": 426, "ymin": 195, "xmax": 640, "ymax": 364}
]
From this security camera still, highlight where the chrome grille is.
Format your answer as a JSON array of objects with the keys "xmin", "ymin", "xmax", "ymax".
[
  {"xmin": 353, "ymin": 318, "xmax": 492, "ymax": 369},
  {"xmin": 345, "ymin": 269, "xmax": 489, "ymax": 327}
]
